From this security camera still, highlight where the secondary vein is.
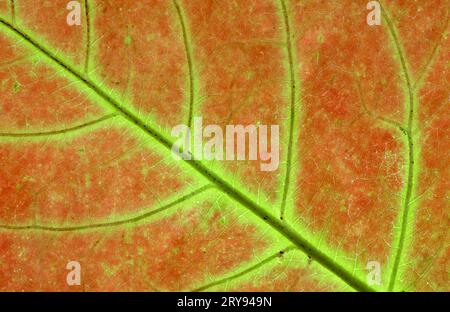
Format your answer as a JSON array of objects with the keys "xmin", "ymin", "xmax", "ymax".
[
  {"xmin": 0, "ymin": 113, "xmax": 118, "ymax": 138},
  {"xmin": 0, "ymin": 185, "xmax": 213, "ymax": 232},
  {"xmin": 173, "ymin": 0, "xmax": 195, "ymax": 128},
  {"xmin": 381, "ymin": 5, "xmax": 416, "ymax": 292},
  {"xmin": 279, "ymin": 0, "xmax": 297, "ymax": 222}
]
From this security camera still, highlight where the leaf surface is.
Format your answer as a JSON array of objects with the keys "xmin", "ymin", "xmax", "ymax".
[{"xmin": 0, "ymin": 0, "xmax": 448, "ymax": 291}]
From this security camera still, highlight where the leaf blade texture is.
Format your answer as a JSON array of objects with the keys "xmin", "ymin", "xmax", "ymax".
[{"xmin": 0, "ymin": 0, "xmax": 448, "ymax": 292}]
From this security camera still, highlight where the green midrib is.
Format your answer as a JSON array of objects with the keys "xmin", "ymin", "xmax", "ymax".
[{"xmin": 0, "ymin": 17, "xmax": 374, "ymax": 292}]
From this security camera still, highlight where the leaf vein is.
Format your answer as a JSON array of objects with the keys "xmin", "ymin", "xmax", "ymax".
[
  {"xmin": 279, "ymin": 0, "xmax": 298, "ymax": 222},
  {"xmin": 0, "ymin": 185, "xmax": 213, "ymax": 232},
  {"xmin": 193, "ymin": 246, "xmax": 296, "ymax": 292},
  {"xmin": 173, "ymin": 0, "xmax": 196, "ymax": 128},
  {"xmin": 0, "ymin": 113, "xmax": 118, "ymax": 138},
  {"xmin": 381, "ymin": 4, "xmax": 417, "ymax": 292},
  {"xmin": 0, "ymin": 17, "xmax": 373, "ymax": 292}
]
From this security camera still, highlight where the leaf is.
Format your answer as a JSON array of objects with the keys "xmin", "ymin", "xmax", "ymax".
[{"xmin": 0, "ymin": 0, "xmax": 448, "ymax": 292}]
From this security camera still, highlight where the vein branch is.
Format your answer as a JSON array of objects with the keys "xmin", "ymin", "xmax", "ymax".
[
  {"xmin": 354, "ymin": 77, "xmax": 405, "ymax": 132},
  {"xmin": 84, "ymin": 0, "xmax": 91, "ymax": 74},
  {"xmin": 413, "ymin": 10, "xmax": 448, "ymax": 90},
  {"xmin": 193, "ymin": 246, "xmax": 296, "ymax": 291},
  {"xmin": 173, "ymin": 0, "xmax": 195, "ymax": 128},
  {"xmin": 9, "ymin": 0, "xmax": 15, "ymax": 25}
]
